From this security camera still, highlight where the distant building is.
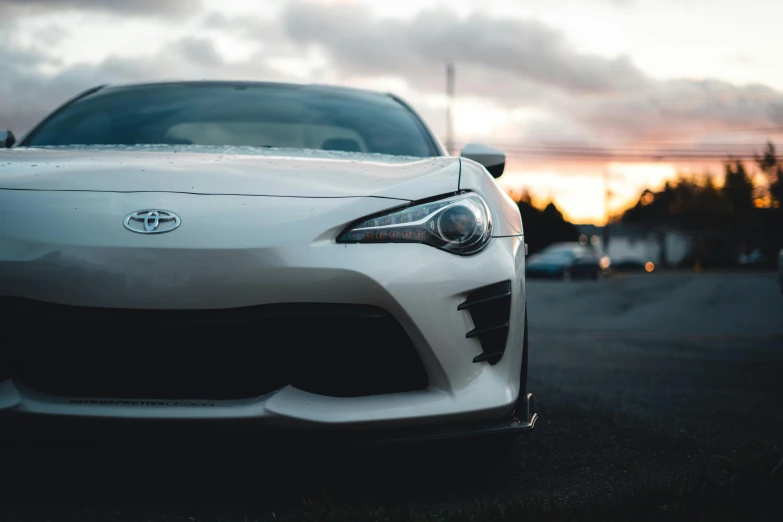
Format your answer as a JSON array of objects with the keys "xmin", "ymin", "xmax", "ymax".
[{"xmin": 576, "ymin": 224, "xmax": 692, "ymax": 268}]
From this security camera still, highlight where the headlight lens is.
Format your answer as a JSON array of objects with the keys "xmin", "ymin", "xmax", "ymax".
[{"xmin": 337, "ymin": 193, "xmax": 492, "ymax": 255}]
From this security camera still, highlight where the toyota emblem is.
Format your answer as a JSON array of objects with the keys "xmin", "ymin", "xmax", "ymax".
[{"xmin": 123, "ymin": 210, "xmax": 181, "ymax": 234}]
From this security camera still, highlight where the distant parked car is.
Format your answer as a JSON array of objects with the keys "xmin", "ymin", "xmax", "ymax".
[
  {"xmin": 739, "ymin": 249, "xmax": 769, "ymax": 267},
  {"xmin": 526, "ymin": 242, "xmax": 604, "ymax": 280}
]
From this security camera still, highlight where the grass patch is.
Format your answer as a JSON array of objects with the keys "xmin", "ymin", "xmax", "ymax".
[{"xmin": 263, "ymin": 444, "xmax": 782, "ymax": 522}]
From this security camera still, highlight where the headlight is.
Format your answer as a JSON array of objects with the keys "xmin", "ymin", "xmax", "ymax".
[{"xmin": 337, "ymin": 192, "xmax": 492, "ymax": 255}]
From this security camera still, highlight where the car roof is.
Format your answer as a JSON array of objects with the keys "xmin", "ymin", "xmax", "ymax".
[
  {"xmin": 95, "ymin": 80, "xmax": 398, "ymax": 102},
  {"xmin": 18, "ymin": 80, "xmax": 447, "ymax": 156}
]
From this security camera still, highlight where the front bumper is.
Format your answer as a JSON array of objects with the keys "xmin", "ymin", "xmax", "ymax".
[
  {"xmin": 1, "ymin": 393, "xmax": 536, "ymax": 447},
  {"xmin": 0, "ymin": 192, "xmax": 528, "ymax": 430}
]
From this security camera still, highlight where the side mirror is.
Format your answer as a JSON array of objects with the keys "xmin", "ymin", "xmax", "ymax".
[
  {"xmin": 460, "ymin": 143, "xmax": 505, "ymax": 178},
  {"xmin": 0, "ymin": 130, "xmax": 15, "ymax": 148}
]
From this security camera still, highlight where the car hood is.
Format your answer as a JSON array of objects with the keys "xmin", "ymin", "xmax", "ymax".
[{"xmin": 0, "ymin": 146, "xmax": 459, "ymax": 200}]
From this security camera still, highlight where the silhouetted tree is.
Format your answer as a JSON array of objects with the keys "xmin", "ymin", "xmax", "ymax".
[
  {"xmin": 621, "ymin": 149, "xmax": 781, "ymax": 267},
  {"xmin": 756, "ymin": 142, "xmax": 783, "ymax": 208},
  {"xmin": 753, "ymin": 142, "xmax": 783, "ymax": 258},
  {"xmin": 515, "ymin": 198, "xmax": 579, "ymax": 254},
  {"xmin": 622, "ymin": 175, "xmax": 715, "ymax": 226},
  {"xmin": 723, "ymin": 160, "xmax": 754, "ymax": 213}
]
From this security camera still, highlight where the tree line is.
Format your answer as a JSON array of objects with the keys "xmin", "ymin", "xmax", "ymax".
[
  {"xmin": 514, "ymin": 192, "xmax": 580, "ymax": 254},
  {"xmin": 620, "ymin": 142, "xmax": 783, "ymax": 267},
  {"xmin": 508, "ymin": 142, "xmax": 782, "ymax": 267}
]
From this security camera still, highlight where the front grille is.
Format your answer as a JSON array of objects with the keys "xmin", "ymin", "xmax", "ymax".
[
  {"xmin": 458, "ymin": 281, "xmax": 512, "ymax": 365},
  {"xmin": 1, "ymin": 298, "xmax": 428, "ymax": 399}
]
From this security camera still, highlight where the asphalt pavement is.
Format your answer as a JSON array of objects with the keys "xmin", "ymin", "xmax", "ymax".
[
  {"xmin": 3, "ymin": 272, "xmax": 782, "ymax": 519},
  {"xmin": 524, "ymin": 272, "xmax": 783, "ymax": 500}
]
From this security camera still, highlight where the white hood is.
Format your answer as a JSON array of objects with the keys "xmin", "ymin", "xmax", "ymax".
[{"xmin": 0, "ymin": 146, "xmax": 459, "ymax": 201}]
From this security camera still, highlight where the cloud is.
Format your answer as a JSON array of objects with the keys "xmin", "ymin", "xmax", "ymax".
[
  {"xmin": 0, "ymin": 37, "xmax": 282, "ymax": 134},
  {"xmin": 0, "ymin": 0, "xmax": 201, "ymax": 18},
  {"xmin": 277, "ymin": 1, "xmax": 783, "ymax": 145},
  {"xmin": 571, "ymin": 79, "xmax": 783, "ymax": 142},
  {"xmin": 202, "ymin": 12, "xmax": 297, "ymax": 55},
  {"xmin": 172, "ymin": 38, "xmax": 224, "ymax": 68},
  {"xmin": 281, "ymin": 1, "xmax": 647, "ymax": 96},
  {"xmin": 725, "ymin": 54, "xmax": 753, "ymax": 66},
  {"xmin": 2, "ymin": 0, "xmax": 783, "ymax": 150}
]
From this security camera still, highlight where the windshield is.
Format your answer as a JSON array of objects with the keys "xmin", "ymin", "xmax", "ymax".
[{"xmin": 22, "ymin": 83, "xmax": 439, "ymax": 157}]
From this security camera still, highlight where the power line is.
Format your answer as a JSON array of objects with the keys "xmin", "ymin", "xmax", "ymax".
[
  {"xmin": 458, "ymin": 145, "xmax": 766, "ymax": 157},
  {"xmin": 454, "ymin": 137, "xmax": 783, "ymax": 149},
  {"xmin": 704, "ymin": 125, "xmax": 783, "ymax": 134},
  {"xmin": 468, "ymin": 147, "xmax": 767, "ymax": 162},
  {"xmin": 454, "ymin": 138, "xmax": 783, "ymax": 148},
  {"xmin": 448, "ymin": 141, "xmax": 780, "ymax": 162},
  {"xmin": 499, "ymin": 150, "xmax": 764, "ymax": 162},
  {"xmin": 468, "ymin": 144, "xmax": 765, "ymax": 153},
  {"xmin": 450, "ymin": 128, "xmax": 783, "ymax": 151}
]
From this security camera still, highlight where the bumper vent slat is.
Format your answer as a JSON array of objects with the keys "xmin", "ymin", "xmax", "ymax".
[
  {"xmin": 465, "ymin": 322, "xmax": 509, "ymax": 339},
  {"xmin": 456, "ymin": 290, "xmax": 511, "ymax": 311},
  {"xmin": 472, "ymin": 351, "xmax": 506, "ymax": 363},
  {"xmin": 458, "ymin": 281, "xmax": 512, "ymax": 365}
]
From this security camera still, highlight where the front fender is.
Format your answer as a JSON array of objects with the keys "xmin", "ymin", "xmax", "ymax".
[{"xmin": 458, "ymin": 158, "xmax": 523, "ymax": 237}]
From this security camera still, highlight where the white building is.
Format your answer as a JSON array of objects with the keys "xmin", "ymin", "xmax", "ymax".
[{"xmin": 576, "ymin": 224, "xmax": 692, "ymax": 268}]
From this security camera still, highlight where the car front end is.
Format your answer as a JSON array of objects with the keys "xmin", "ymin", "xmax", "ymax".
[
  {"xmin": 0, "ymin": 81, "xmax": 534, "ymax": 448},
  {"xmin": 0, "ymin": 147, "xmax": 534, "ymax": 446}
]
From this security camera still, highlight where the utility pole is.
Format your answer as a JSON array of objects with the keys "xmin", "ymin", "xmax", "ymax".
[
  {"xmin": 602, "ymin": 165, "xmax": 611, "ymax": 251},
  {"xmin": 446, "ymin": 61, "xmax": 455, "ymax": 155}
]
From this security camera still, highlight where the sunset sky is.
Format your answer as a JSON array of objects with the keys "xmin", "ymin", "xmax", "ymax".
[{"xmin": 2, "ymin": 0, "xmax": 783, "ymax": 223}]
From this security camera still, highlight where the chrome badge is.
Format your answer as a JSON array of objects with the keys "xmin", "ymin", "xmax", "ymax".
[{"xmin": 123, "ymin": 210, "xmax": 181, "ymax": 234}]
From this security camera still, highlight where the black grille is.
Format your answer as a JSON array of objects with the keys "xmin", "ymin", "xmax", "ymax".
[
  {"xmin": 458, "ymin": 281, "xmax": 512, "ymax": 365},
  {"xmin": 1, "ymin": 298, "xmax": 428, "ymax": 399}
]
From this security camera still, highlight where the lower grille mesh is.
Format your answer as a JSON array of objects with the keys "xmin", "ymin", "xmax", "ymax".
[{"xmin": 2, "ymin": 299, "xmax": 429, "ymax": 399}]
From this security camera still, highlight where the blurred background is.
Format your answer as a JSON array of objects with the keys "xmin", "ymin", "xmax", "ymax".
[
  {"xmin": 2, "ymin": 3, "xmax": 783, "ymax": 520},
  {"xmin": 1, "ymin": 0, "xmax": 782, "ymax": 268}
]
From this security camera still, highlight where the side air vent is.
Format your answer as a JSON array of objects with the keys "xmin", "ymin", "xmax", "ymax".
[{"xmin": 458, "ymin": 280, "xmax": 512, "ymax": 365}]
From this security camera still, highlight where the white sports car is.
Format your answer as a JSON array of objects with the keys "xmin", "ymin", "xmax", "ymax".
[{"xmin": 0, "ymin": 81, "xmax": 535, "ymax": 451}]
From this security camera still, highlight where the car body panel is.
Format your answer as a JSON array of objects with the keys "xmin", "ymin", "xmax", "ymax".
[
  {"xmin": 0, "ymin": 188, "xmax": 526, "ymax": 427},
  {"xmin": 0, "ymin": 147, "xmax": 459, "ymax": 201},
  {"xmin": 459, "ymin": 157, "xmax": 523, "ymax": 237},
  {"xmin": 0, "ymin": 229, "xmax": 525, "ymax": 427},
  {"xmin": 0, "ymin": 81, "xmax": 531, "ymax": 440},
  {"xmin": 4, "ymin": 393, "xmax": 537, "ymax": 447}
]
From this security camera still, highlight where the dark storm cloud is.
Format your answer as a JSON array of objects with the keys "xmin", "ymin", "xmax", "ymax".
[{"xmin": 0, "ymin": 0, "xmax": 200, "ymax": 18}]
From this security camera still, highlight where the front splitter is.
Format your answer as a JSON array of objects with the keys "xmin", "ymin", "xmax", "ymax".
[{"xmin": 1, "ymin": 394, "xmax": 537, "ymax": 448}]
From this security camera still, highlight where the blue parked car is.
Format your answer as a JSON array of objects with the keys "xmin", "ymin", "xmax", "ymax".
[{"xmin": 526, "ymin": 242, "xmax": 607, "ymax": 281}]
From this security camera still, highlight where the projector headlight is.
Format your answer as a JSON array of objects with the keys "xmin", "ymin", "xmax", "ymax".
[{"xmin": 337, "ymin": 192, "xmax": 492, "ymax": 255}]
